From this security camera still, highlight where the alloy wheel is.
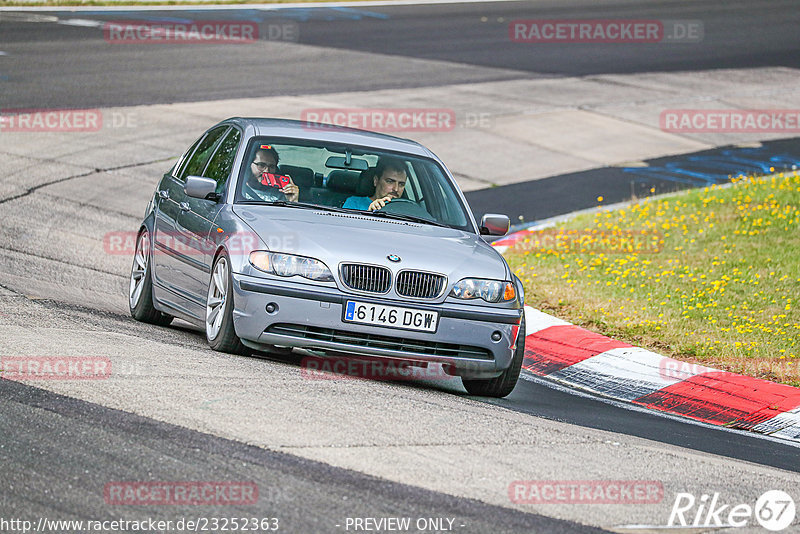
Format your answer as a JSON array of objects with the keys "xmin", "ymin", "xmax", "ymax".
[
  {"xmin": 129, "ymin": 231, "xmax": 150, "ymax": 309},
  {"xmin": 206, "ymin": 257, "xmax": 229, "ymax": 340}
]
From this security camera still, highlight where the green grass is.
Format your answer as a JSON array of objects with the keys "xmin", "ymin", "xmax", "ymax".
[{"xmin": 503, "ymin": 171, "xmax": 800, "ymax": 386}]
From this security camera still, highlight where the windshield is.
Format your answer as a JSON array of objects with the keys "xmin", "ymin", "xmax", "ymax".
[{"xmin": 234, "ymin": 137, "xmax": 473, "ymax": 231}]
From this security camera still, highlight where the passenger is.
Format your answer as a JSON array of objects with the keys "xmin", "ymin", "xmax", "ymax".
[
  {"xmin": 343, "ymin": 157, "xmax": 407, "ymax": 211},
  {"xmin": 242, "ymin": 144, "xmax": 300, "ymax": 202}
]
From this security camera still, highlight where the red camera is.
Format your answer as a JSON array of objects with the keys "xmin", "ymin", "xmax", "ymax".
[{"xmin": 260, "ymin": 172, "xmax": 292, "ymax": 189}]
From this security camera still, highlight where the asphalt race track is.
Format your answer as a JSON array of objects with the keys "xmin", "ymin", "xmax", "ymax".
[
  {"xmin": 1, "ymin": 1, "xmax": 800, "ymax": 532},
  {"xmin": 0, "ymin": 378, "xmax": 603, "ymax": 534},
  {"xmin": 1, "ymin": 0, "xmax": 799, "ymax": 108}
]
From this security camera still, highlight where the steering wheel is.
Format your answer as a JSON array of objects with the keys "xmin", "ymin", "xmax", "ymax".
[{"xmin": 379, "ymin": 198, "xmax": 432, "ymax": 219}]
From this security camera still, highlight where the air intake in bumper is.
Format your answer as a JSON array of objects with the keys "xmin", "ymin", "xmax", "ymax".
[{"xmin": 266, "ymin": 324, "xmax": 493, "ymax": 360}]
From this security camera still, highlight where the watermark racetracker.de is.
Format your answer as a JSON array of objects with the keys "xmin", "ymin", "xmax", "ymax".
[
  {"xmin": 661, "ymin": 109, "xmax": 800, "ymax": 133},
  {"xmin": 104, "ymin": 481, "xmax": 258, "ymax": 506},
  {"xmin": 659, "ymin": 357, "xmax": 798, "ymax": 383},
  {"xmin": 104, "ymin": 230, "xmax": 297, "ymax": 258},
  {"xmin": 301, "ymin": 108, "xmax": 457, "ymax": 133},
  {"xmin": 510, "ymin": 19, "xmax": 703, "ymax": 43},
  {"xmin": 103, "ymin": 20, "xmax": 299, "ymax": 43},
  {"xmin": 0, "ymin": 356, "xmax": 111, "ymax": 380},
  {"xmin": 300, "ymin": 355, "xmax": 459, "ymax": 382},
  {"xmin": 0, "ymin": 109, "xmax": 138, "ymax": 131},
  {"xmin": 509, "ymin": 480, "xmax": 664, "ymax": 504},
  {"xmin": 509, "ymin": 229, "xmax": 664, "ymax": 255}
]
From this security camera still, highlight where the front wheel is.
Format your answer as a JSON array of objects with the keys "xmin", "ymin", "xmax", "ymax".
[
  {"xmin": 206, "ymin": 253, "xmax": 249, "ymax": 355},
  {"xmin": 129, "ymin": 229, "xmax": 173, "ymax": 326},
  {"xmin": 462, "ymin": 315, "xmax": 525, "ymax": 398}
]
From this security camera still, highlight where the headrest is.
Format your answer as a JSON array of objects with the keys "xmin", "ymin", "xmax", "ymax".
[
  {"xmin": 356, "ymin": 167, "xmax": 377, "ymax": 197},
  {"xmin": 278, "ymin": 165, "xmax": 314, "ymax": 188},
  {"xmin": 326, "ymin": 170, "xmax": 361, "ymax": 192}
]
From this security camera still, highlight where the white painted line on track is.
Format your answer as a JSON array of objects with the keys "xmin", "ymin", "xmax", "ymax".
[
  {"xmin": 57, "ymin": 18, "xmax": 104, "ymax": 27},
  {"xmin": 0, "ymin": 12, "xmax": 58, "ymax": 21},
  {"xmin": 0, "ymin": 0, "xmax": 528, "ymax": 12}
]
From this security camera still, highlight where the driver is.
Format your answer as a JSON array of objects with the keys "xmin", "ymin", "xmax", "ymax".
[
  {"xmin": 343, "ymin": 157, "xmax": 406, "ymax": 211},
  {"xmin": 242, "ymin": 144, "xmax": 300, "ymax": 202}
]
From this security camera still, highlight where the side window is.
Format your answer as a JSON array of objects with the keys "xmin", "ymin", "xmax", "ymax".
[
  {"xmin": 180, "ymin": 126, "xmax": 229, "ymax": 180},
  {"xmin": 414, "ymin": 161, "xmax": 467, "ymax": 228},
  {"xmin": 402, "ymin": 162, "xmax": 420, "ymax": 202},
  {"xmin": 204, "ymin": 128, "xmax": 242, "ymax": 194},
  {"xmin": 173, "ymin": 136, "xmax": 204, "ymax": 179}
]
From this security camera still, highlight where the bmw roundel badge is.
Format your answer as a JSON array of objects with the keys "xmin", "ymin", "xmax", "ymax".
[{"xmin": 387, "ymin": 254, "xmax": 401, "ymax": 263}]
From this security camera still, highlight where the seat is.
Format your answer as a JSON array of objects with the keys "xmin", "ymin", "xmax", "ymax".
[
  {"xmin": 355, "ymin": 167, "xmax": 376, "ymax": 197},
  {"xmin": 326, "ymin": 170, "xmax": 361, "ymax": 193},
  {"xmin": 311, "ymin": 170, "xmax": 362, "ymax": 207}
]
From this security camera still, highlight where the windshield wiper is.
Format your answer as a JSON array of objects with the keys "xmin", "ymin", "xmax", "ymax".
[
  {"xmin": 239, "ymin": 200, "xmax": 349, "ymax": 213},
  {"xmin": 239, "ymin": 200, "xmax": 450, "ymax": 227},
  {"xmin": 366, "ymin": 210, "xmax": 450, "ymax": 228}
]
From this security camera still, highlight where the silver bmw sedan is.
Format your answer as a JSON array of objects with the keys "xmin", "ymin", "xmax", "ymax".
[{"xmin": 130, "ymin": 118, "xmax": 525, "ymax": 397}]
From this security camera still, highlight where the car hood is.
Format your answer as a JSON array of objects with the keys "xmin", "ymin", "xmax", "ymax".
[{"xmin": 233, "ymin": 205, "xmax": 509, "ymax": 281}]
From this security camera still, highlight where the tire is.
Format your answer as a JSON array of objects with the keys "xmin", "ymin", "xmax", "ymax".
[
  {"xmin": 462, "ymin": 315, "xmax": 525, "ymax": 398},
  {"xmin": 129, "ymin": 229, "xmax": 173, "ymax": 326},
  {"xmin": 206, "ymin": 252, "xmax": 249, "ymax": 356}
]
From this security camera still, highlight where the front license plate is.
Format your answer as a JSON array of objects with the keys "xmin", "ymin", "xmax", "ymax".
[{"xmin": 343, "ymin": 301, "xmax": 438, "ymax": 333}]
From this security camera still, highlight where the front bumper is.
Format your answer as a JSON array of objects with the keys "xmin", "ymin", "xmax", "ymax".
[{"xmin": 231, "ymin": 273, "xmax": 523, "ymax": 379}]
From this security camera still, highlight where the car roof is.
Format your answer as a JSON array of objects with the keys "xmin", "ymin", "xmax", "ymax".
[{"xmin": 223, "ymin": 117, "xmax": 436, "ymax": 159}]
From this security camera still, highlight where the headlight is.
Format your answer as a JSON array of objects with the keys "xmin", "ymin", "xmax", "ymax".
[
  {"xmin": 450, "ymin": 278, "xmax": 516, "ymax": 303},
  {"xmin": 249, "ymin": 251, "xmax": 334, "ymax": 282}
]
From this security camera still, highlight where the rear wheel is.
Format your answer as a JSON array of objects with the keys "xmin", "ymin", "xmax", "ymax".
[
  {"xmin": 462, "ymin": 315, "xmax": 525, "ymax": 398},
  {"xmin": 129, "ymin": 229, "xmax": 173, "ymax": 326},
  {"xmin": 206, "ymin": 253, "xmax": 249, "ymax": 355}
]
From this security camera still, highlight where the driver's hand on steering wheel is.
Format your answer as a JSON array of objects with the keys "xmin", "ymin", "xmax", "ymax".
[{"xmin": 368, "ymin": 195, "xmax": 394, "ymax": 211}]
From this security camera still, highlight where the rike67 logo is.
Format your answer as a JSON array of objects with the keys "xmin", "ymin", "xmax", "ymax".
[{"xmin": 668, "ymin": 490, "xmax": 796, "ymax": 531}]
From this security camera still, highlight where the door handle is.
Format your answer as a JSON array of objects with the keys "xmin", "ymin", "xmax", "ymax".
[
  {"xmin": 159, "ymin": 190, "xmax": 169, "ymax": 199},
  {"xmin": 179, "ymin": 202, "xmax": 190, "ymax": 211}
]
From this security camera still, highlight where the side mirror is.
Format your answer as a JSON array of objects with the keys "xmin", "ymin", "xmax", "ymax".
[
  {"xmin": 479, "ymin": 214, "xmax": 510, "ymax": 236},
  {"xmin": 185, "ymin": 175, "xmax": 220, "ymax": 201}
]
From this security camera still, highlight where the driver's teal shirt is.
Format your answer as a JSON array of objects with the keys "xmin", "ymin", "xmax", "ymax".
[{"xmin": 342, "ymin": 196, "xmax": 371, "ymax": 210}]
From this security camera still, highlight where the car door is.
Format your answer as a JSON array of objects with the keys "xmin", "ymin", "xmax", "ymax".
[
  {"xmin": 154, "ymin": 125, "xmax": 229, "ymax": 317},
  {"xmin": 151, "ymin": 134, "xmax": 204, "ymax": 292},
  {"xmin": 175, "ymin": 126, "xmax": 242, "ymax": 305}
]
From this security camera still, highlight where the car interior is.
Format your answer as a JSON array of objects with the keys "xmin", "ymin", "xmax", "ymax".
[
  {"xmin": 242, "ymin": 143, "xmax": 416, "ymax": 208},
  {"xmin": 236, "ymin": 139, "xmax": 471, "ymax": 230}
]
